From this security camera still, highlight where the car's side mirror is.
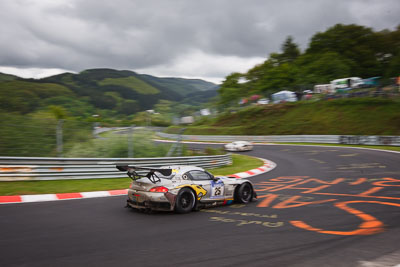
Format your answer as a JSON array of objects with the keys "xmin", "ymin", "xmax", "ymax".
[{"xmin": 211, "ymin": 176, "xmax": 219, "ymax": 182}]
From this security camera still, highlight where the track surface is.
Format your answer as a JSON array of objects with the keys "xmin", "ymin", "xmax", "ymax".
[{"xmin": 1, "ymin": 144, "xmax": 399, "ymax": 266}]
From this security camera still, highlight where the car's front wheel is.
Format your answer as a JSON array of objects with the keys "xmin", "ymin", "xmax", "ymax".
[
  {"xmin": 175, "ymin": 188, "xmax": 196, "ymax": 214},
  {"xmin": 234, "ymin": 183, "xmax": 253, "ymax": 204}
]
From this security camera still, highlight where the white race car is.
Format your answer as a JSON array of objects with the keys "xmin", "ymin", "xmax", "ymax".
[
  {"xmin": 224, "ymin": 141, "xmax": 253, "ymax": 151},
  {"xmin": 116, "ymin": 165, "xmax": 257, "ymax": 213}
]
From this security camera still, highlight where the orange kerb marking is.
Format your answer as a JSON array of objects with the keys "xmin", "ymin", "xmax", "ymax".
[
  {"xmin": 290, "ymin": 200, "xmax": 400, "ymax": 236},
  {"xmin": 272, "ymin": 196, "xmax": 336, "ymax": 209},
  {"xmin": 255, "ymin": 185, "xmax": 284, "ymax": 192},
  {"xmin": 349, "ymin": 178, "xmax": 367, "ymax": 185},
  {"xmin": 312, "ymin": 192, "xmax": 400, "ymax": 201},
  {"xmin": 267, "ymin": 178, "xmax": 345, "ymax": 193},
  {"xmin": 257, "ymin": 194, "xmax": 279, "ymax": 207},
  {"xmin": 359, "ymin": 187, "xmax": 383, "ymax": 196},
  {"xmin": 372, "ymin": 178, "xmax": 400, "ymax": 187}
]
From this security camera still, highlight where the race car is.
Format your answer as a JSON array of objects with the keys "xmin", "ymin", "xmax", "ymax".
[
  {"xmin": 116, "ymin": 165, "xmax": 257, "ymax": 213},
  {"xmin": 224, "ymin": 141, "xmax": 253, "ymax": 152}
]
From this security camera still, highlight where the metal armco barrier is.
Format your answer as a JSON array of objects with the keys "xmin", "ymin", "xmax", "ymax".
[
  {"xmin": 157, "ymin": 133, "xmax": 400, "ymax": 146},
  {"xmin": 0, "ymin": 154, "xmax": 232, "ymax": 181}
]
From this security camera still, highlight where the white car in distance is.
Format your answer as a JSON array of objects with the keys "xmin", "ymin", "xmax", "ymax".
[{"xmin": 224, "ymin": 141, "xmax": 253, "ymax": 152}]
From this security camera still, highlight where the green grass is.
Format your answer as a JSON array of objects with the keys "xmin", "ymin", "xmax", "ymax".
[
  {"xmin": 167, "ymin": 98, "xmax": 400, "ymax": 135},
  {"xmin": 0, "ymin": 154, "xmax": 263, "ymax": 196},
  {"xmin": 207, "ymin": 154, "xmax": 264, "ymax": 176}
]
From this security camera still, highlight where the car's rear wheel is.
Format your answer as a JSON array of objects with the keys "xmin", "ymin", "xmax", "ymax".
[
  {"xmin": 234, "ymin": 183, "xmax": 253, "ymax": 204},
  {"xmin": 175, "ymin": 188, "xmax": 196, "ymax": 214}
]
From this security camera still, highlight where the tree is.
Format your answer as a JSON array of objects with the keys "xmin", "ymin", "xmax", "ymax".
[
  {"xmin": 280, "ymin": 36, "xmax": 301, "ymax": 63},
  {"xmin": 306, "ymin": 24, "xmax": 380, "ymax": 77},
  {"xmin": 49, "ymin": 105, "xmax": 67, "ymax": 120},
  {"xmin": 295, "ymin": 52, "xmax": 352, "ymax": 85},
  {"xmin": 217, "ymin": 73, "xmax": 246, "ymax": 106},
  {"xmin": 118, "ymin": 100, "xmax": 140, "ymax": 115}
]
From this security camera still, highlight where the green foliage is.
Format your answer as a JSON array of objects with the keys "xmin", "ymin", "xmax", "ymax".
[
  {"xmin": 204, "ymin": 147, "xmax": 225, "ymax": 155},
  {"xmin": 216, "ymin": 24, "xmax": 400, "ymax": 110},
  {"xmin": 65, "ymin": 129, "xmax": 171, "ymax": 158},
  {"xmin": 180, "ymin": 98, "xmax": 400, "ymax": 135},
  {"xmin": 49, "ymin": 105, "xmax": 67, "ymax": 120},
  {"xmin": 277, "ymin": 36, "xmax": 301, "ymax": 64},
  {"xmin": 0, "ymin": 112, "xmax": 93, "ymax": 157},
  {"xmin": 99, "ymin": 76, "xmax": 160, "ymax": 94},
  {"xmin": 218, "ymin": 73, "xmax": 246, "ymax": 106},
  {"xmin": 138, "ymin": 75, "xmax": 216, "ymax": 96},
  {"xmin": 0, "ymin": 73, "xmax": 18, "ymax": 82},
  {"xmin": 295, "ymin": 52, "xmax": 352, "ymax": 85},
  {"xmin": 0, "ymin": 68, "xmax": 216, "ymax": 120},
  {"xmin": 0, "ymin": 80, "xmax": 73, "ymax": 114}
]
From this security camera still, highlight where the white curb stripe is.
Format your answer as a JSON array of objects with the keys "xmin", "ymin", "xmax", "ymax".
[
  {"xmin": 80, "ymin": 191, "xmax": 110, "ymax": 198},
  {"xmin": 21, "ymin": 194, "xmax": 58, "ymax": 202}
]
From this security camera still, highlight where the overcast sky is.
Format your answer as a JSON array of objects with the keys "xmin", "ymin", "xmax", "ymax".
[{"xmin": 0, "ymin": 0, "xmax": 399, "ymax": 84}]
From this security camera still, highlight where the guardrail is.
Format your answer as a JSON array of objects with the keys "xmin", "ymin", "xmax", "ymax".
[
  {"xmin": 0, "ymin": 154, "xmax": 232, "ymax": 181},
  {"xmin": 157, "ymin": 133, "xmax": 400, "ymax": 146}
]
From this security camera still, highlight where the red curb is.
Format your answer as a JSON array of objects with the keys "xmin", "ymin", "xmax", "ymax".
[
  {"xmin": 0, "ymin": 195, "xmax": 22, "ymax": 203},
  {"xmin": 109, "ymin": 189, "xmax": 128, "ymax": 195},
  {"xmin": 56, "ymin": 193, "xmax": 83, "ymax": 199}
]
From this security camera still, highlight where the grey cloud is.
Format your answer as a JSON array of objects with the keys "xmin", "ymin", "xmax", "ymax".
[{"xmin": 0, "ymin": 0, "xmax": 399, "ymax": 79}]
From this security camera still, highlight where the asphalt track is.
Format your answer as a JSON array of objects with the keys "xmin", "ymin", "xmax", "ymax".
[{"xmin": 0, "ymin": 144, "xmax": 399, "ymax": 266}]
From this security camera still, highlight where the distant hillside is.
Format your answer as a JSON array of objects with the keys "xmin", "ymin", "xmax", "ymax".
[
  {"xmin": 0, "ymin": 73, "xmax": 18, "ymax": 82},
  {"xmin": 138, "ymin": 74, "xmax": 217, "ymax": 96},
  {"xmin": 0, "ymin": 68, "xmax": 217, "ymax": 116},
  {"xmin": 166, "ymin": 98, "xmax": 400, "ymax": 135}
]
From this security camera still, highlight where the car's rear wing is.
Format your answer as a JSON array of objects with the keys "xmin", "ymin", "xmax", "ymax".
[{"xmin": 116, "ymin": 165, "xmax": 172, "ymax": 183}]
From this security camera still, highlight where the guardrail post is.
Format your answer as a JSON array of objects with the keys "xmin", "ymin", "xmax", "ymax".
[
  {"xmin": 128, "ymin": 125, "xmax": 135, "ymax": 158},
  {"xmin": 56, "ymin": 119, "xmax": 64, "ymax": 157}
]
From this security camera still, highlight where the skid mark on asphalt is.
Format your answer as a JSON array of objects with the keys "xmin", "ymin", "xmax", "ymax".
[
  {"xmin": 339, "ymin": 153, "xmax": 359, "ymax": 157},
  {"xmin": 336, "ymin": 163, "xmax": 386, "ymax": 170},
  {"xmin": 309, "ymin": 158, "xmax": 326, "ymax": 164}
]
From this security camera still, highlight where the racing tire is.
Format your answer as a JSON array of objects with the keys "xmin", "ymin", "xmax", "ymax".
[
  {"xmin": 175, "ymin": 188, "xmax": 196, "ymax": 214},
  {"xmin": 234, "ymin": 183, "xmax": 253, "ymax": 204}
]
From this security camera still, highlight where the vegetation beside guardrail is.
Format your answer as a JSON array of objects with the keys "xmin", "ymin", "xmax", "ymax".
[
  {"xmin": 166, "ymin": 98, "xmax": 400, "ymax": 136},
  {"xmin": 0, "ymin": 154, "xmax": 231, "ymax": 182}
]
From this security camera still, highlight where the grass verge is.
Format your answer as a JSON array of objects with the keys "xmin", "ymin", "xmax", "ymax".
[
  {"xmin": 207, "ymin": 153, "xmax": 263, "ymax": 175},
  {"xmin": 0, "ymin": 154, "xmax": 264, "ymax": 196}
]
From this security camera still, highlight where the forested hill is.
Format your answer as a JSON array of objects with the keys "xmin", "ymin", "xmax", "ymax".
[{"xmin": 0, "ymin": 68, "xmax": 217, "ymax": 116}]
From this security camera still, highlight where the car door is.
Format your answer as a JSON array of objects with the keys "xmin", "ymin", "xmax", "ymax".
[{"xmin": 187, "ymin": 170, "xmax": 225, "ymax": 202}]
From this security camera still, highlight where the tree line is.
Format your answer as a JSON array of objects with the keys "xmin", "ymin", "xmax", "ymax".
[{"xmin": 218, "ymin": 24, "xmax": 400, "ymax": 107}]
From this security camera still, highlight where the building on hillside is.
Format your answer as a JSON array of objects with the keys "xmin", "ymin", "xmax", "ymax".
[
  {"xmin": 272, "ymin": 90, "xmax": 297, "ymax": 104},
  {"xmin": 314, "ymin": 84, "xmax": 334, "ymax": 94}
]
